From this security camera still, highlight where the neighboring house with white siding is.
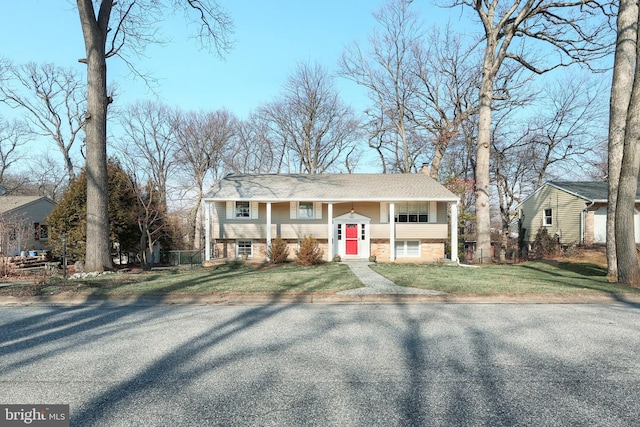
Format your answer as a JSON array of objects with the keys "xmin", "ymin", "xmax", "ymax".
[
  {"xmin": 517, "ymin": 181, "xmax": 640, "ymax": 246},
  {"xmin": 0, "ymin": 196, "xmax": 56, "ymax": 256},
  {"xmin": 202, "ymin": 173, "xmax": 460, "ymax": 263}
]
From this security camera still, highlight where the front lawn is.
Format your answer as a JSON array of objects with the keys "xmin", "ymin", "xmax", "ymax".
[
  {"xmin": 371, "ymin": 260, "xmax": 640, "ymax": 294},
  {"xmin": 0, "ymin": 262, "xmax": 362, "ymax": 297},
  {"xmin": 2, "ymin": 258, "xmax": 639, "ymax": 298}
]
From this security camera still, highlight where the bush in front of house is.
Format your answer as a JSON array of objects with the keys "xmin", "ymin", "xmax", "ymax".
[
  {"xmin": 532, "ymin": 227, "xmax": 559, "ymax": 259},
  {"xmin": 268, "ymin": 236, "xmax": 289, "ymax": 264},
  {"xmin": 295, "ymin": 235, "xmax": 324, "ymax": 266}
]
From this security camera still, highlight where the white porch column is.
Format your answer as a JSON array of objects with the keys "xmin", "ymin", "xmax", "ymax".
[
  {"xmin": 204, "ymin": 202, "xmax": 211, "ymax": 261},
  {"xmin": 327, "ymin": 203, "xmax": 333, "ymax": 261},
  {"xmin": 450, "ymin": 202, "xmax": 459, "ymax": 262},
  {"xmin": 266, "ymin": 202, "xmax": 272, "ymax": 260},
  {"xmin": 389, "ymin": 202, "xmax": 395, "ymax": 262}
]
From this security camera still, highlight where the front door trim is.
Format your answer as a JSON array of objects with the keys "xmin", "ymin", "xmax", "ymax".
[{"xmin": 333, "ymin": 212, "xmax": 371, "ymax": 259}]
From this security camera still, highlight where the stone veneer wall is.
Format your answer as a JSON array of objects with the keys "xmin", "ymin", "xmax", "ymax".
[
  {"xmin": 213, "ymin": 239, "xmax": 444, "ymax": 263},
  {"xmin": 213, "ymin": 240, "xmax": 329, "ymax": 261},
  {"xmin": 369, "ymin": 239, "xmax": 444, "ymax": 263}
]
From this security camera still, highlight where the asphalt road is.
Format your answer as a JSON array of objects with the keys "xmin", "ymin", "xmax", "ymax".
[{"xmin": 0, "ymin": 302, "xmax": 639, "ymax": 426}]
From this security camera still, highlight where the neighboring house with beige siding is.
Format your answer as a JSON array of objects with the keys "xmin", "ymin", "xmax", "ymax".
[
  {"xmin": 0, "ymin": 196, "xmax": 56, "ymax": 256},
  {"xmin": 517, "ymin": 181, "xmax": 640, "ymax": 246},
  {"xmin": 203, "ymin": 173, "xmax": 460, "ymax": 262}
]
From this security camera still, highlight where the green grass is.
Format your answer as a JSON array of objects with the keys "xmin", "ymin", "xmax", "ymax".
[
  {"xmin": 371, "ymin": 260, "xmax": 640, "ymax": 294},
  {"xmin": 0, "ymin": 262, "xmax": 362, "ymax": 297},
  {"xmin": 2, "ymin": 259, "xmax": 639, "ymax": 297}
]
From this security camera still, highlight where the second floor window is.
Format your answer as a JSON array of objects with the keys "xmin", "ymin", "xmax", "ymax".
[
  {"xmin": 298, "ymin": 202, "xmax": 314, "ymax": 219},
  {"xmin": 395, "ymin": 202, "xmax": 430, "ymax": 223},
  {"xmin": 236, "ymin": 201, "xmax": 250, "ymax": 218}
]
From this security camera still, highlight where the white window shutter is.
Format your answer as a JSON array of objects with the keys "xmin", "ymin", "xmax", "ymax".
[
  {"xmin": 290, "ymin": 202, "xmax": 297, "ymax": 219},
  {"xmin": 429, "ymin": 202, "xmax": 437, "ymax": 223},
  {"xmin": 314, "ymin": 202, "xmax": 322, "ymax": 219},
  {"xmin": 380, "ymin": 203, "xmax": 389, "ymax": 223},
  {"xmin": 226, "ymin": 201, "xmax": 234, "ymax": 219},
  {"xmin": 251, "ymin": 201, "xmax": 259, "ymax": 219}
]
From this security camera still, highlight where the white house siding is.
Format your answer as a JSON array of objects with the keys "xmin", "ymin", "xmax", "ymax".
[
  {"xmin": 520, "ymin": 186, "xmax": 585, "ymax": 244},
  {"xmin": 395, "ymin": 224, "xmax": 448, "ymax": 240},
  {"xmin": 209, "ymin": 200, "xmax": 452, "ymax": 262}
]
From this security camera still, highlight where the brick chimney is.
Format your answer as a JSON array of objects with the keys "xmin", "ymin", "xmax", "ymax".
[{"xmin": 420, "ymin": 163, "xmax": 430, "ymax": 175}]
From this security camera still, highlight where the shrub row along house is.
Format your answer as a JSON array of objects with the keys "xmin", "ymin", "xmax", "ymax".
[
  {"xmin": 517, "ymin": 181, "xmax": 640, "ymax": 246},
  {"xmin": 202, "ymin": 173, "xmax": 460, "ymax": 263}
]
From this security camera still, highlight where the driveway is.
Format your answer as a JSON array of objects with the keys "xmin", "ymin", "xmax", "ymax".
[{"xmin": 1, "ymin": 302, "xmax": 639, "ymax": 426}]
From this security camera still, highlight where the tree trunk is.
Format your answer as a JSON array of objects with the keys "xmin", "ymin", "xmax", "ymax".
[
  {"xmin": 616, "ymin": 8, "xmax": 640, "ymax": 286},
  {"xmin": 77, "ymin": 0, "xmax": 113, "ymax": 272},
  {"xmin": 429, "ymin": 136, "xmax": 447, "ymax": 181},
  {"xmin": 188, "ymin": 190, "xmax": 203, "ymax": 249},
  {"xmin": 475, "ymin": 49, "xmax": 496, "ymax": 264},
  {"xmin": 63, "ymin": 152, "xmax": 76, "ymax": 183},
  {"xmin": 607, "ymin": 0, "xmax": 638, "ymax": 280}
]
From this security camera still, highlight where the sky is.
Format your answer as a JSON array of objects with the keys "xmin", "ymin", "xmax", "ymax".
[
  {"xmin": 0, "ymin": 0, "xmax": 459, "ymax": 120},
  {"xmin": 0, "ymin": 1, "xmax": 611, "ymax": 179}
]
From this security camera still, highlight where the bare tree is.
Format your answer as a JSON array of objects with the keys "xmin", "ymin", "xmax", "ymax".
[
  {"xmin": 490, "ymin": 116, "xmax": 539, "ymax": 258},
  {"xmin": 525, "ymin": 75, "xmax": 608, "ymax": 187},
  {"xmin": 407, "ymin": 24, "xmax": 480, "ymax": 180},
  {"xmin": 75, "ymin": 0, "xmax": 233, "ymax": 272},
  {"xmin": 28, "ymin": 153, "xmax": 68, "ymax": 201},
  {"xmin": 0, "ymin": 117, "xmax": 29, "ymax": 186},
  {"xmin": 226, "ymin": 114, "xmax": 283, "ymax": 174},
  {"xmin": 339, "ymin": 0, "xmax": 421, "ymax": 173},
  {"xmin": 174, "ymin": 109, "xmax": 236, "ymax": 249},
  {"xmin": 449, "ymin": 0, "xmax": 613, "ymax": 262},
  {"xmin": 608, "ymin": 0, "xmax": 638, "ymax": 280},
  {"xmin": 258, "ymin": 62, "xmax": 361, "ymax": 174},
  {"xmin": 117, "ymin": 100, "xmax": 177, "ymax": 208},
  {"xmin": 0, "ymin": 62, "xmax": 85, "ymax": 182}
]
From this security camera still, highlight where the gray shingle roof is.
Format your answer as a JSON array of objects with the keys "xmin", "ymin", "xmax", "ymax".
[
  {"xmin": 549, "ymin": 181, "xmax": 640, "ymax": 202},
  {"xmin": 0, "ymin": 196, "xmax": 49, "ymax": 214},
  {"xmin": 204, "ymin": 174, "xmax": 459, "ymax": 202}
]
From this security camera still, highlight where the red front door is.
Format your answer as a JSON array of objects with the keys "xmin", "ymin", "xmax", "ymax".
[{"xmin": 345, "ymin": 224, "xmax": 358, "ymax": 255}]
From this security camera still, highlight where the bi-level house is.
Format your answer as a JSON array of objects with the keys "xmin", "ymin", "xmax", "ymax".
[{"xmin": 202, "ymin": 173, "xmax": 460, "ymax": 263}]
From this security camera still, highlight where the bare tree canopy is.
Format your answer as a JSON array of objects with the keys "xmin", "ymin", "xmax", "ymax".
[
  {"xmin": 339, "ymin": 0, "xmax": 423, "ymax": 173},
  {"xmin": 0, "ymin": 61, "xmax": 85, "ymax": 182},
  {"xmin": 0, "ymin": 117, "xmax": 29, "ymax": 187},
  {"xmin": 117, "ymin": 100, "xmax": 178, "ymax": 207},
  {"xmin": 75, "ymin": 0, "xmax": 233, "ymax": 272},
  {"xmin": 258, "ymin": 61, "xmax": 361, "ymax": 174},
  {"xmin": 407, "ymin": 23, "xmax": 481, "ymax": 180},
  {"xmin": 525, "ymin": 75, "xmax": 608, "ymax": 187}
]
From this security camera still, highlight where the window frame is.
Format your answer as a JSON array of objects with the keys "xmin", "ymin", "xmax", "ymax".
[
  {"xmin": 236, "ymin": 240, "xmax": 253, "ymax": 257},
  {"xmin": 38, "ymin": 224, "xmax": 49, "ymax": 240},
  {"xmin": 543, "ymin": 208, "xmax": 553, "ymax": 226},
  {"xmin": 395, "ymin": 240, "xmax": 421, "ymax": 258},
  {"xmin": 394, "ymin": 202, "xmax": 430, "ymax": 223},
  {"xmin": 235, "ymin": 201, "xmax": 250, "ymax": 218},
  {"xmin": 298, "ymin": 201, "xmax": 314, "ymax": 219}
]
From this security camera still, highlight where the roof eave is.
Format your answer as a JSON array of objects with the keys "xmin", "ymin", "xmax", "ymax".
[{"xmin": 203, "ymin": 196, "xmax": 460, "ymax": 203}]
